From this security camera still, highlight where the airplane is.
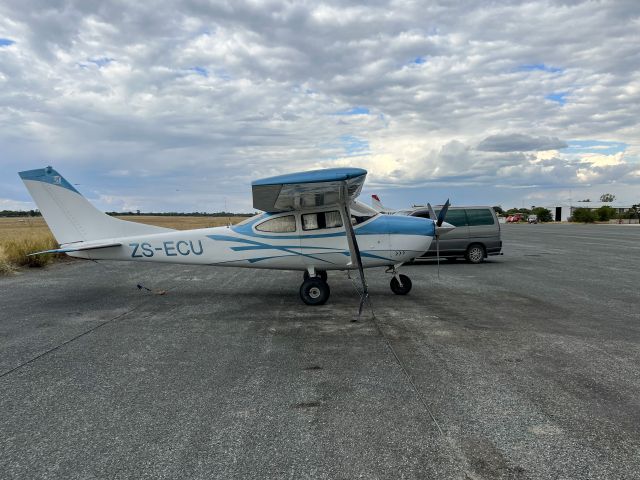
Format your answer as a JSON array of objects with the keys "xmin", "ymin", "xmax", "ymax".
[{"xmin": 19, "ymin": 166, "xmax": 454, "ymax": 310}]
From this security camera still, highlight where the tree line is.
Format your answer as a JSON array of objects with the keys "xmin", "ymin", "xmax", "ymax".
[{"xmin": 0, "ymin": 210, "xmax": 254, "ymax": 218}]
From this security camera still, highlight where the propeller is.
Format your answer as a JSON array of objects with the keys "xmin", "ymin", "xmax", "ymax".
[
  {"xmin": 341, "ymin": 183, "xmax": 370, "ymax": 318},
  {"xmin": 427, "ymin": 199, "xmax": 451, "ymax": 278}
]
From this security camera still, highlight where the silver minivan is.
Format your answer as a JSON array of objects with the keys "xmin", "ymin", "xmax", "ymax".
[{"xmin": 394, "ymin": 206, "xmax": 502, "ymax": 263}]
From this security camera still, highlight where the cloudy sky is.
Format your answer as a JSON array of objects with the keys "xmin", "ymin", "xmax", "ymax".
[{"xmin": 1, "ymin": 0, "xmax": 639, "ymax": 213}]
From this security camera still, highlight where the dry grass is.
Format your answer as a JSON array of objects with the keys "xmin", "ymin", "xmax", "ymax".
[{"xmin": 0, "ymin": 215, "xmax": 249, "ymax": 275}]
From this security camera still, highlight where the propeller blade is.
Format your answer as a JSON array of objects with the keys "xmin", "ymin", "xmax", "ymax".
[
  {"xmin": 437, "ymin": 199, "xmax": 450, "ymax": 227},
  {"xmin": 341, "ymin": 184, "xmax": 369, "ymax": 317},
  {"xmin": 427, "ymin": 203, "xmax": 437, "ymax": 222}
]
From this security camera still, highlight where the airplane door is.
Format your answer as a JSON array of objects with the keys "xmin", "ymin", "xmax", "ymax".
[{"xmin": 299, "ymin": 210, "xmax": 349, "ymax": 269}]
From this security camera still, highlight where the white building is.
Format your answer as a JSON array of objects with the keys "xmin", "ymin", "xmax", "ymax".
[{"xmin": 545, "ymin": 203, "xmax": 635, "ymax": 222}]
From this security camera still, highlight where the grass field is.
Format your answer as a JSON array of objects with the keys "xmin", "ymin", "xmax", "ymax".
[{"xmin": 0, "ymin": 216, "xmax": 250, "ymax": 275}]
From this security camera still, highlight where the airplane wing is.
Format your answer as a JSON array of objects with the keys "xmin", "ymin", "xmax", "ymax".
[
  {"xmin": 251, "ymin": 167, "xmax": 367, "ymax": 213},
  {"xmin": 252, "ymin": 167, "xmax": 371, "ymax": 316}
]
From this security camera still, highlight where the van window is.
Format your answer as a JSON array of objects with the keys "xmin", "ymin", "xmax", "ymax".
[
  {"xmin": 438, "ymin": 209, "xmax": 468, "ymax": 226},
  {"xmin": 465, "ymin": 209, "xmax": 495, "ymax": 226},
  {"xmin": 255, "ymin": 215, "xmax": 297, "ymax": 233},
  {"xmin": 302, "ymin": 211, "xmax": 343, "ymax": 231}
]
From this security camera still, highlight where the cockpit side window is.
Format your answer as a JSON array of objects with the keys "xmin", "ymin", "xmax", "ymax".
[
  {"xmin": 255, "ymin": 215, "xmax": 297, "ymax": 233},
  {"xmin": 302, "ymin": 210, "xmax": 343, "ymax": 231}
]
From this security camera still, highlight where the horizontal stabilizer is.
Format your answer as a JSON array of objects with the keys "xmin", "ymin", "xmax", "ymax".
[{"xmin": 28, "ymin": 241, "xmax": 122, "ymax": 256}]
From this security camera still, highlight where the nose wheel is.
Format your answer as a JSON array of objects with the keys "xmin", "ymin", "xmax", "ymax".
[
  {"xmin": 390, "ymin": 274, "xmax": 412, "ymax": 295},
  {"xmin": 300, "ymin": 277, "xmax": 330, "ymax": 305}
]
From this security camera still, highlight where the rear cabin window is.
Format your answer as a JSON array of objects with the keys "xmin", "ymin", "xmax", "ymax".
[
  {"xmin": 465, "ymin": 209, "xmax": 495, "ymax": 226},
  {"xmin": 302, "ymin": 211, "xmax": 343, "ymax": 231},
  {"xmin": 255, "ymin": 215, "xmax": 297, "ymax": 233}
]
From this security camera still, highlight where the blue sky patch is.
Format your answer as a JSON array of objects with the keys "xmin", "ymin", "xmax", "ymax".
[
  {"xmin": 340, "ymin": 135, "xmax": 370, "ymax": 156},
  {"xmin": 334, "ymin": 106, "xmax": 370, "ymax": 116},
  {"xmin": 0, "ymin": 38, "xmax": 16, "ymax": 47},
  {"xmin": 565, "ymin": 140, "xmax": 628, "ymax": 155},
  {"xmin": 188, "ymin": 66, "xmax": 208, "ymax": 77},
  {"xmin": 545, "ymin": 92, "xmax": 568, "ymax": 105},
  {"xmin": 518, "ymin": 63, "xmax": 562, "ymax": 73},
  {"xmin": 88, "ymin": 57, "xmax": 113, "ymax": 67},
  {"xmin": 410, "ymin": 57, "xmax": 426, "ymax": 65}
]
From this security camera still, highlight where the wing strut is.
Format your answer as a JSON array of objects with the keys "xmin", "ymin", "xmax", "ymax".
[{"xmin": 340, "ymin": 182, "xmax": 371, "ymax": 318}]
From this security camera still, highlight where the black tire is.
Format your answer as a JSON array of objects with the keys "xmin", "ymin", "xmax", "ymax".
[
  {"xmin": 390, "ymin": 274, "xmax": 412, "ymax": 295},
  {"xmin": 300, "ymin": 278, "xmax": 330, "ymax": 305},
  {"xmin": 465, "ymin": 244, "xmax": 485, "ymax": 264},
  {"xmin": 303, "ymin": 270, "xmax": 328, "ymax": 282}
]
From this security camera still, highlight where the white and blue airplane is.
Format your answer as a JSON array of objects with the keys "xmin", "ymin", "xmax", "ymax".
[{"xmin": 19, "ymin": 166, "xmax": 453, "ymax": 309}]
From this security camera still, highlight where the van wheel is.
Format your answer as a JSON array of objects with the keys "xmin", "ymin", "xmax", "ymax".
[{"xmin": 465, "ymin": 244, "xmax": 485, "ymax": 264}]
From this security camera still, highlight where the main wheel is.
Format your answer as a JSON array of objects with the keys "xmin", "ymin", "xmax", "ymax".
[
  {"xmin": 465, "ymin": 244, "xmax": 485, "ymax": 264},
  {"xmin": 303, "ymin": 270, "xmax": 328, "ymax": 282},
  {"xmin": 300, "ymin": 278, "xmax": 330, "ymax": 305},
  {"xmin": 390, "ymin": 274, "xmax": 412, "ymax": 295}
]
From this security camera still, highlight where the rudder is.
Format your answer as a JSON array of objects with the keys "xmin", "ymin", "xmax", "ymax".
[{"xmin": 19, "ymin": 166, "xmax": 172, "ymax": 245}]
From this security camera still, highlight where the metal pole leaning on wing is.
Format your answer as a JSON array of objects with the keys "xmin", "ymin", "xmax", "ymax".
[
  {"xmin": 427, "ymin": 199, "xmax": 451, "ymax": 279},
  {"xmin": 341, "ymin": 182, "xmax": 370, "ymax": 317}
]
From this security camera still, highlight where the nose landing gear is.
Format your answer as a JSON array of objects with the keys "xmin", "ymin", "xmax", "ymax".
[
  {"xmin": 390, "ymin": 274, "xmax": 412, "ymax": 295},
  {"xmin": 387, "ymin": 264, "xmax": 412, "ymax": 295}
]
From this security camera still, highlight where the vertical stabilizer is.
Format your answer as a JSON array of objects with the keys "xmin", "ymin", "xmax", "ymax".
[
  {"xmin": 19, "ymin": 167, "xmax": 172, "ymax": 245},
  {"xmin": 371, "ymin": 194, "xmax": 389, "ymax": 213}
]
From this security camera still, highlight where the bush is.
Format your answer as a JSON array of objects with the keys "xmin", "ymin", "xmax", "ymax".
[
  {"xmin": 531, "ymin": 207, "xmax": 552, "ymax": 222},
  {"xmin": 571, "ymin": 208, "xmax": 596, "ymax": 223},
  {"xmin": 595, "ymin": 206, "xmax": 616, "ymax": 221},
  {"xmin": 0, "ymin": 233, "xmax": 61, "ymax": 273}
]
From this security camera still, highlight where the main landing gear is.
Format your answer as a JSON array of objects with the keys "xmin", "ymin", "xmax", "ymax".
[{"xmin": 300, "ymin": 269, "xmax": 330, "ymax": 305}]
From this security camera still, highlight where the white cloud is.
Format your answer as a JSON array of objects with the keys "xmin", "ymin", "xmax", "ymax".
[{"xmin": 1, "ymin": 0, "xmax": 639, "ymax": 211}]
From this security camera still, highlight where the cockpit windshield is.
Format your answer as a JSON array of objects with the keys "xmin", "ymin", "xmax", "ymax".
[
  {"xmin": 392, "ymin": 209, "xmax": 413, "ymax": 216},
  {"xmin": 350, "ymin": 200, "xmax": 379, "ymax": 225},
  {"xmin": 235, "ymin": 213, "xmax": 263, "ymax": 226}
]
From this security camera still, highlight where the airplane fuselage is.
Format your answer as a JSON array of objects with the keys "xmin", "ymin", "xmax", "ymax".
[{"xmin": 69, "ymin": 211, "xmax": 435, "ymax": 270}]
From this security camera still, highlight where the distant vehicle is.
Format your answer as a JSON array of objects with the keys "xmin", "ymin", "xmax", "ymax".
[
  {"xmin": 399, "ymin": 206, "xmax": 502, "ymax": 263},
  {"xmin": 507, "ymin": 214, "xmax": 524, "ymax": 223},
  {"xmin": 370, "ymin": 196, "xmax": 502, "ymax": 263},
  {"xmin": 528, "ymin": 214, "xmax": 538, "ymax": 224}
]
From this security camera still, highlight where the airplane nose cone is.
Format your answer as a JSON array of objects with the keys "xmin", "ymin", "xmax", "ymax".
[{"xmin": 436, "ymin": 221, "xmax": 456, "ymax": 235}]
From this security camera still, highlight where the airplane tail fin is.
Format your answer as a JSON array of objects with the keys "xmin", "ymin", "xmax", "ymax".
[
  {"xmin": 19, "ymin": 167, "xmax": 172, "ymax": 245},
  {"xmin": 371, "ymin": 194, "xmax": 387, "ymax": 213}
]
